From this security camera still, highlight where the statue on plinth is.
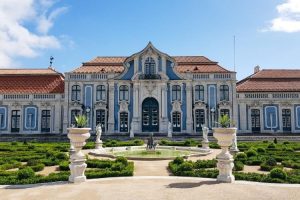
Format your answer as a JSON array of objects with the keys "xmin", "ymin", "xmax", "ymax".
[
  {"xmin": 167, "ymin": 121, "xmax": 172, "ymax": 138},
  {"xmin": 201, "ymin": 124, "xmax": 210, "ymax": 149},
  {"xmin": 95, "ymin": 124, "xmax": 102, "ymax": 149},
  {"xmin": 130, "ymin": 122, "xmax": 134, "ymax": 138},
  {"xmin": 146, "ymin": 133, "xmax": 157, "ymax": 150}
]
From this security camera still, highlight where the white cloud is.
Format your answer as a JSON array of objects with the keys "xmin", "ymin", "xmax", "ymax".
[
  {"xmin": 266, "ymin": 0, "xmax": 300, "ymax": 33},
  {"xmin": 0, "ymin": 0, "xmax": 68, "ymax": 68}
]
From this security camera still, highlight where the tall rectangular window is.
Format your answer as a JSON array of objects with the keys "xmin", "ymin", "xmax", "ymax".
[
  {"xmin": 220, "ymin": 109, "xmax": 230, "ymax": 117},
  {"xmin": 41, "ymin": 110, "xmax": 51, "ymax": 132},
  {"xmin": 96, "ymin": 109, "xmax": 106, "ymax": 132},
  {"xmin": 195, "ymin": 109, "xmax": 205, "ymax": 132},
  {"xmin": 172, "ymin": 112, "xmax": 181, "ymax": 132},
  {"xmin": 11, "ymin": 110, "xmax": 20, "ymax": 132},
  {"xmin": 96, "ymin": 85, "xmax": 106, "ymax": 101},
  {"xmin": 195, "ymin": 85, "xmax": 204, "ymax": 101},
  {"xmin": 71, "ymin": 85, "xmax": 81, "ymax": 101},
  {"xmin": 120, "ymin": 112, "xmax": 128, "ymax": 132},
  {"xmin": 172, "ymin": 85, "xmax": 181, "ymax": 101},
  {"xmin": 220, "ymin": 85, "xmax": 229, "ymax": 101},
  {"xmin": 119, "ymin": 85, "xmax": 129, "ymax": 101}
]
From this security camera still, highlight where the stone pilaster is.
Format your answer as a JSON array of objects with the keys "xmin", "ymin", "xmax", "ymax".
[
  {"xmin": 186, "ymin": 82, "xmax": 193, "ymax": 133},
  {"xmin": 107, "ymin": 81, "xmax": 115, "ymax": 133}
]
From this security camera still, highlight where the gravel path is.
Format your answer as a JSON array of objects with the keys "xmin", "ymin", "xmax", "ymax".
[{"xmin": 1, "ymin": 177, "xmax": 299, "ymax": 200}]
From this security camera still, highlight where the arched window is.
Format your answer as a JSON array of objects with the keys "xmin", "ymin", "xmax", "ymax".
[
  {"xmin": 220, "ymin": 85, "xmax": 229, "ymax": 101},
  {"xmin": 120, "ymin": 112, "xmax": 128, "ymax": 132},
  {"xmin": 144, "ymin": 57, "xmax": 155, "ymax": 75},
  {"xmin": 119, "ymin": 85, "xmax": 129, "ymax": 101},
  {"xmin": 172, "ymin": 85, "xmax": 181, "ymax": 101},
  {"xmin": 71, "ymin": 85, "xmax": 81, "ymax": 101},
  {"xmin": 96, "ymin": 85, "xmax": 106, "ymax": 101},
  {"xmin": 195, "ymin": 85, "xmax": 204, "ymax": 101}
]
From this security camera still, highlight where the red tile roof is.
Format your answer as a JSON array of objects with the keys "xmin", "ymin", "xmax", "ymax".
[
  {"xmin": 237, "ymin": 69, "xmax": 300, "ymax": 92},
  {"xmin": 0, "ymin": 68, "xmax": 64, "ymax": 94},
  {"xmin": 71, "ymin": 56, "xmax": 231, "ymax": 74}
]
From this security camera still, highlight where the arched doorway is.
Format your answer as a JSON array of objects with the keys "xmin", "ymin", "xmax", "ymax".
[{"xmin": 142, "ymin": 97, "xmax": 159, "ymax": 132}]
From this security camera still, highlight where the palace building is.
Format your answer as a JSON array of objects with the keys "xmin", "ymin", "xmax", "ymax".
[{"xmin": 0, "ymin": 43, "xmax": 299, "ymax": 135}]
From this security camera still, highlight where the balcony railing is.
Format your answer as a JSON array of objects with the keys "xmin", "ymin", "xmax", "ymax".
[{"xmin": 138, "ymin": 74, "xmax": 161, "ymax": 80}]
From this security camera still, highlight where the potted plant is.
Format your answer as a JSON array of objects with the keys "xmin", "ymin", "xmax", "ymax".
[
  {"xmin": 212, "ymin": 114, "xmax": 236, "ymax": 183},
  {"xmin": 67, "ymin": 114, "xmax": 91, "ymax": 183}
]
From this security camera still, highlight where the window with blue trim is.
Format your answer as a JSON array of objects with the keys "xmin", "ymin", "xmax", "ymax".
[
  {"xmin": 71, "ymin": 85, "xmax": 81, "ymax": 101},
  {"xmin": 0, "ymin": 107, "xmax": 6, "ymax": 129},
  {"xmin": 144, "ymin": 57, "xmax": 155, "ymax": 75},
  {"xmin": 96, "ymin": 85, "xmax": 106, "ymax": 101},
  {"xmin": 119, "ymin": 85, "xmax": 129, "ymax": 101},
  {"xmin": 220, "ymin": 85, "xmax": 229, "ymax": 101},
  {"xmin": 172, "ymin": 85, "xmax": 181, "ymax": 101},
  {"xmin": 195, "ymin": 85, "xmax": 204, "ymax": 101},
  {"xmin": 0, "ymin": 113, "xmax": 4, "ymax": 129}
]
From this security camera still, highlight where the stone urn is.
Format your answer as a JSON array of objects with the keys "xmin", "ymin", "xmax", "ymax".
[
  {"xmin": 67, "ymin": 127, "xmax": 91, "ymax": 183},
  {"xmin": 213, "ymin": 127, "xmax": 237, "ymax": 183}
]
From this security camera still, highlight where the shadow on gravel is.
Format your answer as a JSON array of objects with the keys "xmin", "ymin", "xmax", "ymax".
[
  {"xmin": 3, "ymin": 181, "xmax": 69, "ymax": 190},
  {"xmin": 167, "ymin": 180, "xmax": 219, "ymax": 189}
]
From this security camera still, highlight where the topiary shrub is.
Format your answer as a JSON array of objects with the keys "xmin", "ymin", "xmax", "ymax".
[
  {"xmin": 27, "ymin": 159, "xmax": 40, "ymax": 166},
  {"xmin": 194, "ymin": 159, "xmax": 217, "ymax": 169},
  {"xmin": 273, "ymin": 138, "xmax": 278, "ymax": 144},
  {"xmin": 246, "ymin": 149, "xmax": 258, "ymax": 157},
  {"xmin": 28, "ymin": 145, "xmax": 35, "ymax": 150},
  {"xmin": 11, "ymin": 141, "xmax": 18, "ymax": 146},
  {"xmin": 260, "ymin": 157, "xmax": 278, "ymax": 171},
  {"xmin": 283, "ymin": 141, "xmax": 290, "ymax": 145},
  {"xmin": 234, "ymin": 161, "xmax": 244, "ymax": 171},
  {"xmin": 17, "ymin": 167, "xmax": 35, "ymax": 180},
  {"xmin": 268, "ymin": 143, "xmax": 276, "ymax": 149},
  {"xmin": 178, "ymin": 162, "xmax": 193, "ymax": 171},
  {"xmin": 115, "ymin": 157, "xmax": 128, "ymax": 165},
  {"xmin": 263, "ymin": 140, "xmax": 269, "ymax": 143},
  {"xmin": 256, "ymin": 147, "xmax": 266, "ymax": 153},
  {"xmin": 59, "ymin": 161, "xmax": 69, "ymax": 171},
  {"xmin": 266, "ymin": 157, "xmax": 277, "ymax": 166},
  {"xmin": 111, "ymin": 163, "xmax": 125, "ymax": 171},
  {"xmin": 270, "ymin": 168, "xmax": 287, "ymax": 180},
  {"xmin": 235, "ymin": 152, "xmax": 247, "ymax": 163},
  {"xmin": 55, "ymin": 152, "xmax": 68, "ymax": 160},
  {"xmin": 31, "ymin": 163, "xmax": 45, "ymax": 172},
  {"xmin": 160, "ymin": 139, "xmax": 168, "ymax": 145},
  {"xmin": 173, "ymin": 157, "xmax": 184, "ymax": 165}
]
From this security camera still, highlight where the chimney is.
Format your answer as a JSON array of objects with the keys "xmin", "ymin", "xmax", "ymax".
[{"xmin": 254, "ymin": 65, "xmax": 260, "ymax": 74}]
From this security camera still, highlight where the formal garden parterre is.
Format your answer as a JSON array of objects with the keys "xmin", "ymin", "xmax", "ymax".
[{"xmin": 1, "ymin": 139, "xmax": 300, "ymax": 185}]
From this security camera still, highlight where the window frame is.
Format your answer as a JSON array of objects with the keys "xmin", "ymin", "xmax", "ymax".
[
  {"xmin": 172, "ymin": 85, "xmax": 181, "ymax": 101},
  {"xmin": 220, "ymin": 85, "xmax": 229, "ymax": 101},
  {"xmin": 195, "ymin": 85, "xmax": 204, "ymax": 101},
  {"xmin": 119, "ymin": 112, "xmax": 128, "ymax": 132},
  {"xmin": 41, "ymin": 110, "xmax": 51, "ymax": 133},
  {"xmin": 144, "ymin": 57, "xmax": 156, "ymax": 75},
  {"xmin": 71, "ymin": 85, "xmax": 81, "ymax": 101},
  {"xmin": 96, "ymin": 85, "xmax": 106, "ymax": 101},
  {"xmin": 119, "ymin": 85, "xmax": 129, "ymax": 101}
]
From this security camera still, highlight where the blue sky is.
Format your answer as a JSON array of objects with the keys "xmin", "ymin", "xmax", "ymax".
[{"xmin": 1, "ymin": 0, "xmax": 300, "ymax": 80}]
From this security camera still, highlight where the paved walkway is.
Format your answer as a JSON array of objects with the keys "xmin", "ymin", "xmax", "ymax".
[{"xmin": 1, "ymin": 177, "xmax": 299, "ymax": 200}]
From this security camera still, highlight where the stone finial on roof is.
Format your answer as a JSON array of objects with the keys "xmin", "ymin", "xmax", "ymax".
[{"xmin": 254, "ymin": 65, "xmax": 260, "ymax": 74}]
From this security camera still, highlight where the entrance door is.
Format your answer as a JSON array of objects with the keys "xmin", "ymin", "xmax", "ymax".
[
  {"xmin": 142, "ymin": 98, "xmax": 159, "ymax": 132},
  {"xmin": 172, "ymin": 112, "xmax": 181, "ymax": 132},
  {"xmin": 41, "ymin": 110, "xmax": 50, "ymax": 133},
  {"xmin": 96, "ymin": 109, "xmax": 106, "ymax": 132},
  {"xmin": 251, "ymin": 109, "xmax": 260, "ymax": 133},
  {"xmin": 195, "ymin": 109, "xmax": 205, "ymax": 132},
  {"xmin": 282, "ymin": 109, "xmax": 291, "ymax": 132}
]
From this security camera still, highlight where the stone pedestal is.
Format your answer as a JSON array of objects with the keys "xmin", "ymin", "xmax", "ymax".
[
  {"xmin": 213, "ymin": 128, "xmax": 236, "ymax": 183},
  {"xmin": 67, "ymin": 128, "xmax": 91, "ymax": 183},
  {"xmin": 201, "ymin": 140, "xmax": 209, "ymax": 149}
]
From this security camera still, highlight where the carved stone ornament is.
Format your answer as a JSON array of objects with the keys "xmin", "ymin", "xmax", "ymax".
[
  {"xmin": 281, "ymin": 102, "xmax": 292, "ymax": 107},
  {"xmin": 71, "ymin": 101, "xmax": 81, "ymax": 107},
  {"xmin": 12, "ymin": 102, "xmax": 21, "ymax": 107},
  {"xmin": 145, "ymin": 81, "xmax": 156, "ymax": 96},
  {"xmin": 194, "ymin": 101, "xmax": 206, "ymax": 107},
  {"xmin": 172, "ymin": 101, "xmax": 182, "ymax": 112},
  {"xmin": 94, "ymin": 101, "xmax": 107, "ymax": 107},
  {"xmin": 28, "ymin": 101, "xmax": 34, "ymax": 105},
  {"xmin": 250, "ymin": 101, "xmax": 260, "ymax": 107},
  {"xmin": 219, "ymin": 101, "xmax": 230, "ymax": 106},
  {"xmin": 119, "ymin": 101, "xmax": 129, "ymax": 112},
  {"xmin": 41, "ymin": 102, "xmax": 51, "ymax": 107}
]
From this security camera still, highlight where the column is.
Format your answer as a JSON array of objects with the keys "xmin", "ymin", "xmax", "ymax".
[
  {"xmin": 186, "ymin": 82, "xmax": 193, "ymax": 133},
  {"xmin": 107, "ymin": 81, "xmax": 115, "ymax": 133}
]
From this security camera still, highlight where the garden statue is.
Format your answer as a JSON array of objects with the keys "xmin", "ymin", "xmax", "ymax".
[
  {"xmin": 230, "ymin": 132, "xmax": 239, "ymax": 154},
  {"xmin": 130, "ymin": 122, "xmax": 134, "ymax": 138},
  {"xmin": 95, "ymin": 124, "xmax": 102, "ymax": 149},
  {"xmin": 146, "ymin": 133, "xmax": 157, "ymax": 150},
  {"xmin": 201, "ymin": 124, "xmax": 209, "ymax": 149},
  {"xmin": 167, "ymin": 121, "xmax": 172, "ymax": 138}
]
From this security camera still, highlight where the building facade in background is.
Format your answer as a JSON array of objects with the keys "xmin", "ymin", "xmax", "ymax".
[{"xmin": 0, "ymin": 43, "xmax": 299, "ymax": 135}]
